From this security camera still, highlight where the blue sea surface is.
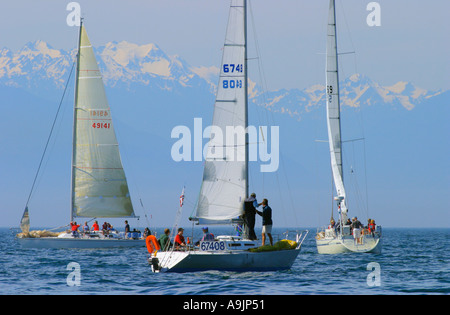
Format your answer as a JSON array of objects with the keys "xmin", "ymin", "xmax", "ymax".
[{"xmin": 0, "ymin": 227, "xmax": 448, "ymax": 295}]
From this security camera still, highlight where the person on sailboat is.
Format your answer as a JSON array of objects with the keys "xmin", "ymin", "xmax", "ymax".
[
  {"xmin": 328, "ymin": 219, "xmax": 336, "ymax": 229},
  {"xmin": 351, "ymin": 217, "xmax": 363, "ymax": 244},
  {"xmin": 158, "ymin": 228, "xmax": 172, "ymax": 251},
  {"xmin": 368, "ymin": 219, "xmax": 376, "ymax": 236},
  {"xmin": 174, "ymin": 228, "xmax": 186, "ymax": 250},
  {"xmin": 256, "ymin": 199, "xmax": 273, "ymax": 246},
  {"xmin": 243, "ymin": 193, "xmax": 260, "ymax": 241},
  {"xmin": 102, "ymin": 222, "xmax": 108, "ymax": 235},
  {"xmin": 195, "ymin": 227, "xmax": 215, "ymax": 246},
  {"xmin": 82, "ymin": 222, "xmax": 90, "ymax": 235},
  {"xmin": 70, "ymin": 221, "xmax": 81, "ymax": 238},
  {"xmin": 91, "ymin": 220, "xmax": 99, "ymax": 232}
]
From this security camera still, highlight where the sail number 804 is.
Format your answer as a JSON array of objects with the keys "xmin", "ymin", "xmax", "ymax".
[{"xmin": 223, "ymin": 79, "xmax": 243, "ymax": 89}]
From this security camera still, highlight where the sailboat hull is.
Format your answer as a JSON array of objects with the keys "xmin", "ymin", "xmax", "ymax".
[
  {"xmin": 17, "ymin": 237, "xmax": 145, "ymax": 249},
  {"xmin": 151, "ymin": 248, "xmax": 302, "ymax": 273},
  {"xmin": 316, "ymin": 235, "xmax": 381, "ymax": 254}
]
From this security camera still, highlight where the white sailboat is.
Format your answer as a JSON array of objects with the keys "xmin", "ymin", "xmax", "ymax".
[
  {"xmin": 315, "ymin": 0, "xmax": 381, "ymax": 254},
  {"xmin": 150, "ymin": 0, "xmax": 307, "ymax": 272},
  {"xmin": 17, "ymin": 21, "xmax": 144, "ymax": 249}
]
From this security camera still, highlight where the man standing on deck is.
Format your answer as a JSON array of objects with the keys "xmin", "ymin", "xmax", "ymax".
[
  {"xmin": 256, "ymin": 199, "xmax": 273, "ymax": 246},
  {"xmin": 243, "ymin": 193, "xmax": 260, "ymax": 240}
]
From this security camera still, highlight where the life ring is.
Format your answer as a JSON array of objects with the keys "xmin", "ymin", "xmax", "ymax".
[{"xmin": 146, "ymin": 235, "xmax": 161, "ymax": 254}]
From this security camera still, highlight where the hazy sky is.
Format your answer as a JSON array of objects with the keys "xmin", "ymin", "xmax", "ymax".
[{"xmin": 0, "ymin": 0, "xmax": 448, "ymax": 91}]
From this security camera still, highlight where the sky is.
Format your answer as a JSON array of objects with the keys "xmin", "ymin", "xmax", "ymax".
[
  {"xmin": 0, "ymin": 0, "xmax": 448, "ymax": 91},
  {"xmin": 0, "ymin": 0, "xmax": 448, "ymax": 229}
]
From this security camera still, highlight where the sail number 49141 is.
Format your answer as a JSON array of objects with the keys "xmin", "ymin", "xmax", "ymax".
[{"xmin": 92, "ymin": 123, "xmax": 110, "ymax": 129}]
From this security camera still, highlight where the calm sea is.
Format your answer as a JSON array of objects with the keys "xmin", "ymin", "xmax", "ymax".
[{"xmin": 0, "ymin": 227, "xmax": 448, "ymax": 295}]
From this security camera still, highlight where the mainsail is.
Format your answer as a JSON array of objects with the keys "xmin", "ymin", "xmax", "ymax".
[
  {"xmin": 194, "ymin": 0, "xmax": 248, "ymax": 224},
  {"xmin": 326, "ymin": 0, "xmax": 347, "ymax": 216},
  {"xmin": 71, "ymin": 23, "xmax": 135, "ymax": 219}
]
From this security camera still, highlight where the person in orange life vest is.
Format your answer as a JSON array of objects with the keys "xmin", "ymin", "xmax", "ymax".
[
  {"xmin": 91, "ymin": 220, "xmax": 100, "ymax": 232},
  {"xmin": 145, "ymin": 230, "xmax": 161, "ymax": 254},
  {"xmin": 70, "ymin": 221, "xmax": 80, "ymax": 237},
  {"xmin": 368, "ymin": 219, "xmax": 376, "ymax": 235},
  {"xmin": 174, "ymin": 227, "xmax": 186, "ymax": 250}
]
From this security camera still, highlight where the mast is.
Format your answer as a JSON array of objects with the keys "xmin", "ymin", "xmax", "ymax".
[
  {"xmin": 326, "ymin": 0, "xmax": 348, "ymax": 224},
  {"xmin": 70, "ymin": 17, "xmax": 83, "ymax": 222},
  {"xmin": 244, "ymin": 0, "xmax": 249, "ymax": 199}
]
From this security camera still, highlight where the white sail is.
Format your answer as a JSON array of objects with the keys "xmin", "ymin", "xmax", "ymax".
[
  {"xmin": 195, "ymin": 0, "xmax": 248, "ymax": 224},
  {"xmin": 326, "ymin": 0, "xmax": 347, "ymax": 215},
  {"xmin": 71, "ymin": 25, "xmax": 135, "ymax": 218}
]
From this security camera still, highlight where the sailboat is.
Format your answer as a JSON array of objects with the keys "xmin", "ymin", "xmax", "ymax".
[
  {"xmin": 315, "ymin": 0, "xmax": 381, "ymax": 254},
  {"xmin": 17, "ymin": 20, "xmax": 144, "ymax": 249},
  {"xmin": 149, "ymin": 0, "xmax": 307, "ymax": 273}
]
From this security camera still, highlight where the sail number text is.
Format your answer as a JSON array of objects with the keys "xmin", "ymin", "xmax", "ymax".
[
  {"xmin": 223, "ymin": 63, "xmax": 243, "ymax": 73},
  {"xmin": 92, "ymin": 122, "xmax": 111, "ymax": 129},
  {"xmin": 327, "ymin": 85, "xmax": 333, "ymax": 102},
  {"xmin": 200, "ymin": 241, "xmax": 226, "ymax": 251},
  {"xmin": 223, "ymin": 79, "xmax": 243, "ymax": 89},
  {"xmin": 327, "ymin": 85, "xmax": 333, "ymax": 94},
  {"xmin": 222, "ymin": 64, "xmax": 243, "ymax": 89}
]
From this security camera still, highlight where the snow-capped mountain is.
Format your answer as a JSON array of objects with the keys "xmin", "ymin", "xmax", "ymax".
[
  {"xmin": 250, "ymin": 73, "xmax": 445, "ymax": 121},
  {"xmin": 0, "ymin": 40, "xmax": 213, "ymax": 96},
  {"xmin": 1, "ymin": 41, "xmax": 444, "ymax": 111}
]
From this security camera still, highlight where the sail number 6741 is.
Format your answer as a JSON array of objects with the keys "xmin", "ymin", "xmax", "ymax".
[{"xmin": 223, "ymin": 64, "xmax": 243, "ymax": 73}]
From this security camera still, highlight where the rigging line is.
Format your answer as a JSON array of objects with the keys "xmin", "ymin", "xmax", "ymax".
[
  {"xmin": 24, "ymin": 60, "xmax": 76, "ymax": 208},
  {"xmin": 249, "ymin": 0, "xmax": 296, "ymax": 226},
  {"xmin": 248, "ymin": 0, "xmax": 268, "ymax": 195},
  {"xmin": 338, "ymin": 0, "xmax": 358, "ymax": 75}
]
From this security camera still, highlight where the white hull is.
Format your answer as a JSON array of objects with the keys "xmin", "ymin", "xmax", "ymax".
[
  {"xmin": 17, "ymin": 236, "xmax": 145, "ymax": 249},
  {"xmin": 316, "ymin": 235, "xmax": 381, "ymax": 254},
  {"xmin": 151, "ymin": 248, "xmax": 301, "ymax": 273}
]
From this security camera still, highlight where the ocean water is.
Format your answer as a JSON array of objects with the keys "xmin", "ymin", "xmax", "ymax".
[{"xmin": 0, "ymin": 227, "xmax": 448, "ymax": 295}]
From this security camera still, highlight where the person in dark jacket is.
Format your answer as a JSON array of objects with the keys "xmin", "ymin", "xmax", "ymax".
[
  {"xmin": 256, "ymin": 198, "xmax": 273, "ymax": 246},
  {"xmin": 243, "ymin": 193, "xmax": 260, "ymax": 240}
]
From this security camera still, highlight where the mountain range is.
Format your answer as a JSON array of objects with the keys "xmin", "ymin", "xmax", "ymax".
[
  {"xmin": 0, "ymin": 40, "xmax": 445, "ymax": 113},
  {"xmin": 0, "ymin": 40, "xmax": 448, "ymax": 228}
]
